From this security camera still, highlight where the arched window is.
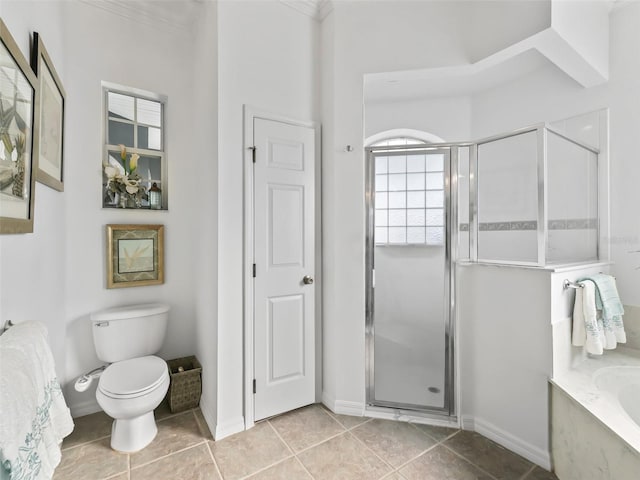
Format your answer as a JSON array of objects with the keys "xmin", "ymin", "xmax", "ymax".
[
  {"xmin": 365, "ymin": 128, "xmax": 445, "ymax": 148},
  {"xmin": 367, "ymin": 129, "xmax": 445, "ymax": 246}
]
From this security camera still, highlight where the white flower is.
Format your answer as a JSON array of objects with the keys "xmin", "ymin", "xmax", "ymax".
[
  {"xmin": 129, "ymin": 154, "xmax": 139, "ymax": 172},
  {"xmin": 104, "ymin": 166, "xmax": 120, "ymax": 179}
]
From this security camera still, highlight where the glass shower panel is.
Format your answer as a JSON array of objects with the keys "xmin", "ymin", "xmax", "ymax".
[
  {"xmin": 372, "ymin": 150, "xmax": 448, "ymax": 410},
  {"xmin": 547, "ymin": 132, "xmax": 598, "ymax": 263},
  {"xmin": 477, "ymin": 131, "xmax": 539, "ymax": 264}
]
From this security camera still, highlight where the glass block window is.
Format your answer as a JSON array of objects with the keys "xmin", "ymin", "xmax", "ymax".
[
  {"xmin": 103, "ymin": 85, "xmax": 167, "ymax": 209},
  {"xmin": 374, "ymin": 150, "xmax": 445, "ymax": 246}
]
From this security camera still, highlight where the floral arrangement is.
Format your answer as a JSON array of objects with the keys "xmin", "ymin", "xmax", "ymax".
[{"xmin": 104, "ymin": 144, "xmax": 148, "ymax": 207}]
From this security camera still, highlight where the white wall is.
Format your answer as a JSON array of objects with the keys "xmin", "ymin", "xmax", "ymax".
[
  {"xmin": 457, "ymin": 264, "xmax": 553, "ymax": 468},
  {"xmin": 0, "ymin": 0, "xmax": 67, "ymax": 385},
  {"xmin": 216, "ymin": 0, "xmax": 320, "ymax": 437},
  {"xmin": 551, "ymin": 0, "xmax": 610, "ymax": 80},
  {"xmin": 1, "ymin": 1, "xmax": 217, "ymax": 417},
  {"xmin": 364, "ymin": 96, "xmax": 472, "ymax": 142},
  {"xmin": 192, "ymin": 0, "xmax": 219, "ymax": 437}
]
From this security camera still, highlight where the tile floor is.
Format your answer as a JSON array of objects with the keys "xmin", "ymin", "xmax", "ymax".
[{"xmin": 54, "ymin": 402, "xmax": 559, "ymax": 480}]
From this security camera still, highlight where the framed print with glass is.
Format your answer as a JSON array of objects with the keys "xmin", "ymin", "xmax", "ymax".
[
  {"xmin": 106, "ymin": 224, "xmax": 164, "ymax": 288},
  {"xmin": 31, "ymin": 31, "xmax": 65, "ymax": 192},
  {"xmin": 0, "ymin": 19, "xmax": 38, "ymax": 234}
]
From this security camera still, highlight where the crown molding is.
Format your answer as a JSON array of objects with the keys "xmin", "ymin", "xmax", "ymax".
[
  {"xmin": 77, "ymin": 0, "xmax": 199, "ymax": 33},
  {"xmin": 280, "ymin": 0, "xmax": 333, "ymax": 21}
]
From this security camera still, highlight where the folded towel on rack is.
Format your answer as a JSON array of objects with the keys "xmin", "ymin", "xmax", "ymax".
[
  {"xmin": 582, "ymin": 274, "xmax": 626, "ymax": 348},
  {"xmin": 572, "ymin": 280, "xmax": 604, "ymax": 355},
  {"xmin": 0, "ymin": 322, "xmax": 74, "ymax": 480}
]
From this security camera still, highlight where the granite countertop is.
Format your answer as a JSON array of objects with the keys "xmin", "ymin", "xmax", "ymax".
[{"xmin": 551, "ymin": 347, "xmax": 640, "ymax": 453}]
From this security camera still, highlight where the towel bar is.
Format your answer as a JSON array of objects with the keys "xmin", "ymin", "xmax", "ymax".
[
  {"xmin": 563, "ymin": 274, "xmax": 616, "ymax": 291},
  {"xmin": 563, "ymin": 280, "xmax": 584, "ymax": 290}
]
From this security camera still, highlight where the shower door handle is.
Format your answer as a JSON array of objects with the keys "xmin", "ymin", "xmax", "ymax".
[{"xmin": 303, "ymin": 275, "xmax": 314, "ymax": 285}]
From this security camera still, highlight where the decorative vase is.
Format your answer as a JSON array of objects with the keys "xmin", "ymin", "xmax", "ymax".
[{"xmin": 125, "ymin": 195, "xmax": 140, "ymax": 208}]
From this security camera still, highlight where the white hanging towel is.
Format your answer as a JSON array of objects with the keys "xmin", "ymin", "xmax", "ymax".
[
  {"xmin": 0, "ymin": 322, "xmax": 74, "ymax": 480},
  {"xmin": 572, "ymin": 281, "xmax": 604, "ymax": 355}
]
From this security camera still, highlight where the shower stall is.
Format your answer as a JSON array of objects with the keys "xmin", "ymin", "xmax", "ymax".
[{"xmin": 365, "ymin": 124, "xmax": 601, "ymax": 417}]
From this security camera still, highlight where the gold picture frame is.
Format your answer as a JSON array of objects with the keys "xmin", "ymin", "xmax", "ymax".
[
  {"xmin": 106, "ymin": 224, "xmax": 164, "ymax": 288},
  {"xmin": 0, "ymin": 19, "xmax": 38, "ymax": 234},
  {"xmin": 31, "ymin": 32, "xmax": 65, "ymax": 192}
]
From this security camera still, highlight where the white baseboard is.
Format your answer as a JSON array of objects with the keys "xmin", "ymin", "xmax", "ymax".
[
  {"xmin": 214, "ymin": 416, "xmax": 245, "ymax": 440},
  {"xmin": 321, "ymin": 392, "xmax": 365, "ymax": 417},
  {"xmin": 69, "ymin": 399, "xmax": 102, "ymax": 418},
  {"xmin": 462, "ymin": 415, "xmax": 551, "ymax": 470},
  {"xmin": 334, "ymin": 400, "xmax": 365, "ymax": 417},
  {"xmin": 321, "ymin": 390, "xmax": 336, "ymax": 412}
]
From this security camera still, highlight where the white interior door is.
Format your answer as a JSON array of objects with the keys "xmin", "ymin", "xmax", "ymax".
[{"xmin": 253, "ymin": 117, "xmax": 315, "ymax": 421}]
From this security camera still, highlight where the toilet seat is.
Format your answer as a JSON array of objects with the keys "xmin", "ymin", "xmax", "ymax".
[{"xmin": 99, "ymin": 355, "xmax": 168, "ymax": 399}]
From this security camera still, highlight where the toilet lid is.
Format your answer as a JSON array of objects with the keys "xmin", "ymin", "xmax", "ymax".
[{"xmin": 99, "ymin": 355, "xmax": 168, "ymax": 398}]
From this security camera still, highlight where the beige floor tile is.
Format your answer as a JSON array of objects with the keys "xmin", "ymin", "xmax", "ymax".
[
  {"xmin": 130, "ymin": 411, "xmax": 206, "ymax": 468},
  {"xmin": 320, "ymin": 403, "xmax": 370, "ymax": 430},
  {"xmin": 53, "ymin": 438, "xmax": 128, "ymax": 480},
  {"xmin": 269, "ymin": 404, "xmax": 344, "ymax": 452},
  {"xmin": 105, "ymin": 475, "xmax": 129, "ymax": 480},
  {"xmin": 153, "ymin": 398, "xmax": 176, "ymax": 421},
  {"xmin": 130, "ymin": 444, "xmax": 220, "ymax": 480},
  {"xmin": 209, "ymin": 422, "xmax": 291, "ymax": 480},
  {"xmin": 523, "ymin": 466, "xmax": 560, "ymax": 480},
  {"xmin": 329, "ymin": 413, "xmax": 371, "ymax": 430},
  {"xmin": 246, "ymin": 457, "xmax": 312, "ymax": 479},
  {"xmin": 63, "ymin": 411, "xmax": 113, "ymax": 449},
  {"xmin": 352, "ymin": 418, "xmax": 436, "ymax": 468},
  {"xmin": 298, "ymin": 432, "xmax": 392, "ymax": 480},
  {"xmin": 399, "ymin": 445, "xmax": 493, "ymax": 480},
  {"xmin": 194, "ymin": 408, "xmax": 214, "ymax": 440},
  {"xmin": 444, "ymin": 430, "xmax": 533, "ymax": 480},
  {"xmin": 381, "ymin": 473, "xmax": 406, "ymax": 480},
  {"xmin": 410, "ymin": 423, "xmax": 459, "ymax": 442}
]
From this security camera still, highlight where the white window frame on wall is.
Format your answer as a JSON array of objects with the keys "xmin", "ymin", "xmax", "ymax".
[
  {"xmin": 366, "ymin": 130, "xmax": 446, "ymax": 246},
  {"xmin": 102, "ymin": 81, "xmax": 168, "ymax": 209}
]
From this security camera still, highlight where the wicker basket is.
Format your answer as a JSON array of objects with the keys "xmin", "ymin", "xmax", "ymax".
[{"xmin": 166, "ymin": 356, "xmax": 202, "ymax": 413}]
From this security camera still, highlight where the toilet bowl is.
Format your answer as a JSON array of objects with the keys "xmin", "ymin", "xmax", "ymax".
[
  {"xmin": 96, "ymin": 355, "xmax": 170, "ymax": 452},
  {"xmin": 83, "ymin": 303, "xmax": 170, "ymax": 452}
]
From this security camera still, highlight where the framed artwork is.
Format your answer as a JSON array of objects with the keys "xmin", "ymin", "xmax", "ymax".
[
  {"xmin": 106, "ymin": 224, "xmax": 164, "ymax": 288},
  {"xmin": 0, "ymin": 19, "xmax": 38, "ymax": 234},
  {"xmin": 31, "ymin": 32, "xmax": 65, "ymax": 192}
]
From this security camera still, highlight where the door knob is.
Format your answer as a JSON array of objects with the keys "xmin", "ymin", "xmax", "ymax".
[{"xmin": 303, "ymin": 275, "xmax": 314, "ymax": 285}]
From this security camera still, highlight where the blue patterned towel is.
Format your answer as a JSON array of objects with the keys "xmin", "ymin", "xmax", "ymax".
[{"xmin": 581, "ymin": 274, "xmax": 626, "ymax": 348}]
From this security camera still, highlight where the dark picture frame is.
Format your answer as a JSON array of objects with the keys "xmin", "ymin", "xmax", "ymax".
[
  {"xmin": 31, "ymin": 32, "xmax": 65, "ymax": 192},
  {"xmin": 106, "ymin": 224, "xmax": 164, "ymax": 288},
  {"xmin": 0, "ymin": 19, "xmax": 38, "ymax": 234}
]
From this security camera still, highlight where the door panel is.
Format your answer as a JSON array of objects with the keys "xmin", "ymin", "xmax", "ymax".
[
  {"xmin": 269, "ymin": 185, "xmax": 304, "ymax": 266},
  {"xmin": 254, "ymin": 118, "xmax": 315, "ymax": 421}
]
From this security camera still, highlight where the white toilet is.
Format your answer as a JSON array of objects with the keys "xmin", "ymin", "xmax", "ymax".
[{"xmin": 89, "ymin": 303, "xmax": 170, "ymax": 453}]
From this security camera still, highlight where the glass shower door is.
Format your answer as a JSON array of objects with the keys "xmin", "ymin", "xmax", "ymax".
[{"xmin": 366, "ymin": 147, "xmax": 453, "ymax": 413}]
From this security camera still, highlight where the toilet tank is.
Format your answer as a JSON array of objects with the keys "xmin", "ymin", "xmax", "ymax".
[{"xmin": 90, "ymin": 303, "xmax": 169, "ymax": 363}]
